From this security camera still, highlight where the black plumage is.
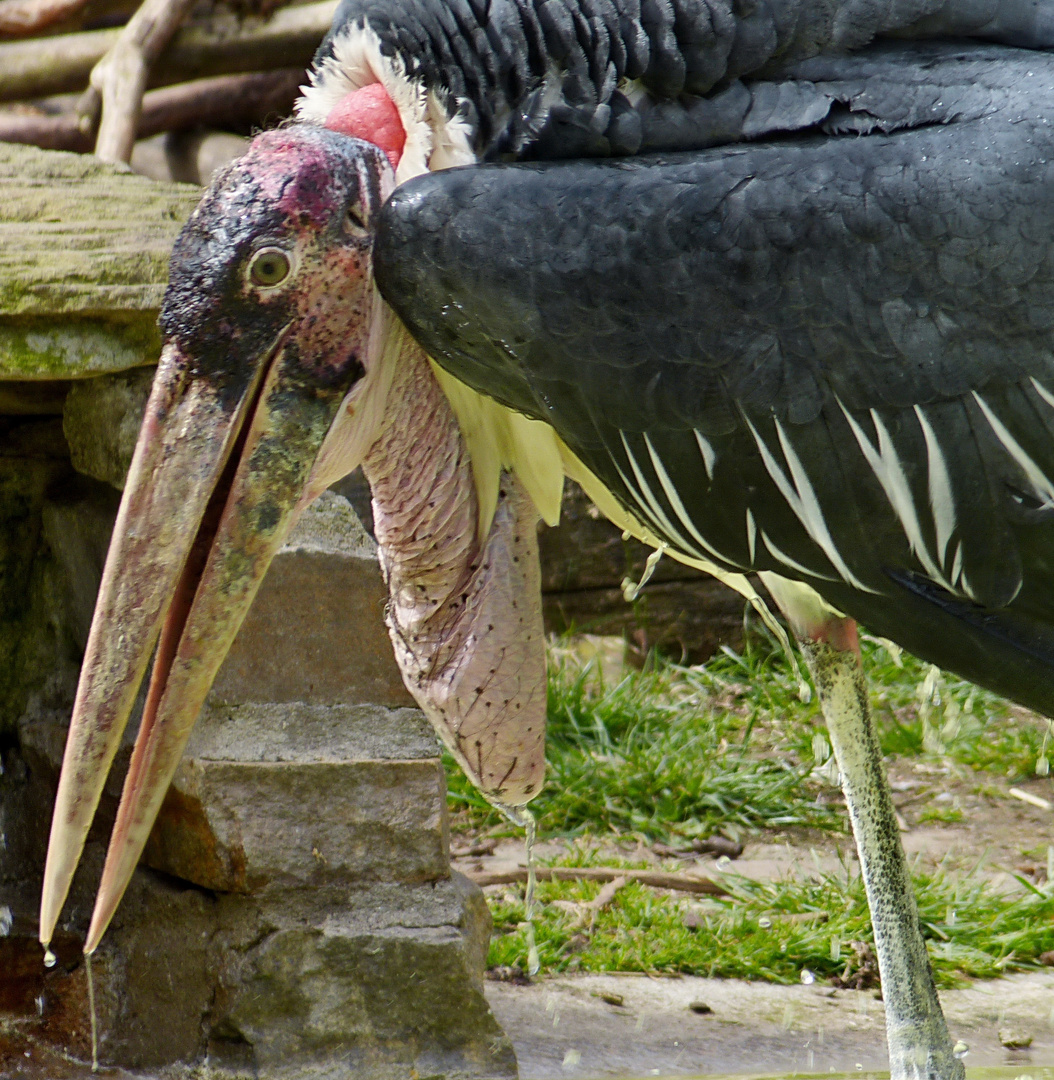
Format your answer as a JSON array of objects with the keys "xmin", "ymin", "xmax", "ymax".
[
  {"xmin": 316, "ymin": 0, "xmax": 1054, "ymax": 160},
  {"xmin": 376, "ymin": 40, "xmax": 1054, "ymax": 714}
]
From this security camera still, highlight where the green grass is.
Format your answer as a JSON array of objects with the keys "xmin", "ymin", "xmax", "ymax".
[
  {"xmin": 486, "ymin": 853, "xmax": 1054, "ymax": 987},
  {"xmin": 445, "ymin": 628, "xmax": 1051, "ymax": 843},
  {"xmin": 445, "ymin": 643, "xmax": 840, "ymax": 843},
  {"xmin": 445, "ymin": 627, "xmax": 1054, "ymax": 983}
]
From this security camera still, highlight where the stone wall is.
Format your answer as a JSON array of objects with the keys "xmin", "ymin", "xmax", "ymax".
[{"xmin": 0, "ymin": 406, "xmax": 515, "ymax": 1078}]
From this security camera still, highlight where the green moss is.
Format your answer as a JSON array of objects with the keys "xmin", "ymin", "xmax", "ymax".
[{"xmin": 0, "ymin": 317, "xmax": 161, "ymax": 378}]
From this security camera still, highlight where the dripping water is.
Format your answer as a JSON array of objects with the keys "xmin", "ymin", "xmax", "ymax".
[
  {"xmin": 43, "ymin": 947, "xmax": 56, "ymax": 967},
  {"xmin": 85, "ymin": 951, "xmax": 99, "ymax": 1072}
]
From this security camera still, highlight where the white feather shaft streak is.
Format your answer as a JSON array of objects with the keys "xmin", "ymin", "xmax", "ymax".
[
  {"xmin": 1030, "ymin": 376, "xmax": 1054, "ymax": 413},
  {"xmin": 745, "ymin": 416, "xmax": 871, "ymax": 591},
  {"xmin": 556, "ymin": 437, "xmax": 800, "ymax": 667},
  {"xmin": 642, "ymin": 432, "xmax": 741, "ymax": 568},
  {"xmin": 761, "ymin": 530, "xmax": 836, "ymax": 580},
  {"xmin": 618, "ymin": 431, "xmax": 708, "ymax": 562},
  {"xmin": 694, "ymin": 429, "xmax": 716, "ymax": 480},
  {"xmin": 837, "ymin": 403, "xmax": 955, "ymax": 595},
  {"xmin": 973, "ymin": 391, "xmax": 1054, "ymax": 509},
  {"xmin": 913, "ymin": 405, "xmax": 956, "ymax": 570}
]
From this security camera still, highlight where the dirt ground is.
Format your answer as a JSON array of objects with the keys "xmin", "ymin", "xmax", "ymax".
[{"xmin": 453, "ymin": 760, "xmax": 1054, "ymax": 891}]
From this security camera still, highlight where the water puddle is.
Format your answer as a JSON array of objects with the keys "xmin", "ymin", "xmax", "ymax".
[{"xmin": 595, "ymin": 1071, "xmax": 1054, "ymax": 1080}]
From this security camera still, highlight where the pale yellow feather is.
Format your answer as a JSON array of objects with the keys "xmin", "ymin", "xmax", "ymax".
[
  {"xmin": 428, "ymin": 363, "xmax": 801, "ymax": 676},
  {"xmin": 429, "ymin": 361, "xmax": 563, "ymax": 536}
]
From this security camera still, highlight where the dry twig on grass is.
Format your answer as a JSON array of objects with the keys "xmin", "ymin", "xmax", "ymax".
[{"xmin": 465, "ymin": 865, "xmax": 729, "ymax": 896}]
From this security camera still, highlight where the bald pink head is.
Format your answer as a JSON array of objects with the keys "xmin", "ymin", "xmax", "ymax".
[{"xmin": 325, "ymin": 83, "xmax": 407, "ymax": 169}]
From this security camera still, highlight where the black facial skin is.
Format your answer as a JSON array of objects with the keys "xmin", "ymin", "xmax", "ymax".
[{"xmin": 159, "ymin": 126, "xmax": 390, "ymax": 409}]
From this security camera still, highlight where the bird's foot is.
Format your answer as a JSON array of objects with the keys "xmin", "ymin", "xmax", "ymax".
[{"xmin": 887, "ymin": 1031, "xmax": 967, "ymax": 1080}]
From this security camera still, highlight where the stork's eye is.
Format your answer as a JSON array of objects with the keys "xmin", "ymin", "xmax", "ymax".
[
  {"xmin": 249, "ymin": 247, "xmax": 292, "ymax": 287},
  {"xmin": 345, "ymin": 202, "xmax": 367, "ymax": 234}
]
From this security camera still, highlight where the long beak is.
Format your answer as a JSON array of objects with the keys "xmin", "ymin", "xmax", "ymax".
[{"xmin": 40, "ymin": 330, "xmax": 354, "ymax": 955}]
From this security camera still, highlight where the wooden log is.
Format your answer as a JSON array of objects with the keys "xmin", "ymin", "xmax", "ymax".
[
  {"xmin": 0, "ymin": 140, "xmax": 199, "ymax": 378},
  {"xmin": 0, "ymin": 0, "xmax": 335, "ymax": 103},
  {"xmin": 540, "ymin": 480, "xmax": 749, "ymax": 661},
  {"xmin": 0, "ymin": 69, "xmax": 304, "ymax": 152},
  {"xmin": 0, "ymin": 0, "xmax": 88, "ymax": 38}
]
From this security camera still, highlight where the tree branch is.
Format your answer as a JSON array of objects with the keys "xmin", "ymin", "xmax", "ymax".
[
  {"xmin": 0, "ymin": 0, "xmax": 334, "ymax": 104},
  {"xmin": 0, "ymin": 68, "xmax": 305, "ymax": 153},
  {"xmin": 0, "ymin": 0, "xmax": 88, "ymax": 37},
  {"xmin": 87, "ymin": 0, "xmax": 201, "ymax": 163}
]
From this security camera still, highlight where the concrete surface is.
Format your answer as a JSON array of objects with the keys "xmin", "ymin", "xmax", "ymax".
[{"xmin": 486, "ymin": 971, "xmax": 1054, "ymax": 1078}]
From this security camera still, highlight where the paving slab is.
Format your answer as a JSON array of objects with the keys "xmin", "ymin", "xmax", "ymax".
[{"xmin": 486, "ymin": 971, "xmax": 1054, "ymax": 1079}]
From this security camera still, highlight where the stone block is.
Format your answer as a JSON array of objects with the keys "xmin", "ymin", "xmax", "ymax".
[
  {"xmin": 210, "ymin": 491, "xmax": 415, "ymax": 709},
  {"xmin": 0, "ymin": 867, "xmax": 515, "ymax": 1079},
  {"xmin": 61, "ymin": 367, "xmax": 155, "ymax": 491},
  {"xmin": 215, "ymin": 876, "xmax": 514, "ymax": 1079},
  {"xmin": 143, "ymin": 751, "xmax": 450, "ymax": 892},
  {"xmin": 184, "ymin": 700, "xmax": 440, "ymax": 763}
]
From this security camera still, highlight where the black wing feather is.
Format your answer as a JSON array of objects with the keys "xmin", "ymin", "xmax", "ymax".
[{"xmin": 376, "ymin": 41, "xmax": 1054, "ymax": 712}]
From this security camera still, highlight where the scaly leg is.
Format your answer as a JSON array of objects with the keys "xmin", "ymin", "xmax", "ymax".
[{"xmin": 761, "ymin": 574, "xmax": 964, "ymax": 1080}]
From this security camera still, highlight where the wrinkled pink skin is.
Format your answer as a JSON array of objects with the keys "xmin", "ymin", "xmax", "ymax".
[{"xmin": 364, "ymin": 339, "xmax": 547, "ymax": 805}]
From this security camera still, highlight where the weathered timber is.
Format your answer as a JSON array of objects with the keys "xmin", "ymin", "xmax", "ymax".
[
  {"xmin": 0, "ymin": 69, "xmax": 303, "ymax": 154},
  {"xmin": 540, "ymin": 480, "xmax": 749, "ymax": 661},
  {"xmin": 0, "ymin": 0, "xmax": 335, "ymax": 102},
  {"xmin": 0, "ymin": 140, "xmax": 198, "ymax": 377}
]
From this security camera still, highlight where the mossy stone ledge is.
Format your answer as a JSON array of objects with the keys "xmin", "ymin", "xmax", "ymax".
[{"xmin": 0, "ymin": 141, "xmax": 200, "ymax": 379}]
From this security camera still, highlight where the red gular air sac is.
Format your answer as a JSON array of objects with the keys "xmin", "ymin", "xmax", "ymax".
[{"xmin": 325, "ymin": 82, "xmax": 407, "ymax": 170}]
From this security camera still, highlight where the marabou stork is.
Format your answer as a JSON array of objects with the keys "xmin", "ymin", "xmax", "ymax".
[{"xmin": 36, "ymin": 1, "xmax": 1054, "ymax": 1077}]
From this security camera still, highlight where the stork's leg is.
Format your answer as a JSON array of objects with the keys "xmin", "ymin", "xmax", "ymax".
[{"xmin": 760, "ymin": 575, "xmax": 964, "ymax": 1080}]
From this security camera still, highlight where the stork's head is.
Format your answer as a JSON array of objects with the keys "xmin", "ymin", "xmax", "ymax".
[
  {"xmin": 160, "ymin": 126, "xmax": 396, "ymax": 482},
  {"xmin": 40, "ymin": 126, "xmax": 402, "ymax": 955}
]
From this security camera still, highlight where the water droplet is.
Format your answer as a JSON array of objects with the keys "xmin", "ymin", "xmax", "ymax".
[
  {"xmin": 800, "ymin": 968, "xmax": 816, "ymax": 985},
  {"xmin": 85, "ymin": 951, "xmax": 99, "ymax": 1073},
  {"xmin": 758, "ymin": 916, "xmax": 772, "ymax": 929},
  {"xmin": 493, "ymin": 801, "xmax": 540, "ymax": 976},
  {"xmin": 43, "ymin": 948, "xmax": 56, "ymax": 968}
]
